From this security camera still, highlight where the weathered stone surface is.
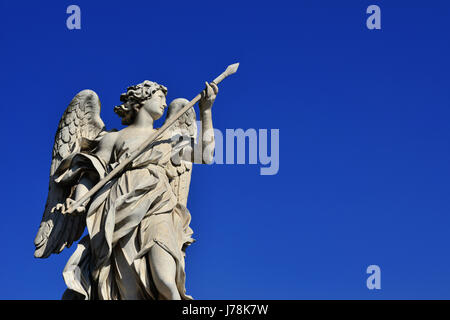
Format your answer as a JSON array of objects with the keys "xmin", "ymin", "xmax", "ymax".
[{"xmin": 34, "ymin": 79, "xmax": 220, "ymax": 300}]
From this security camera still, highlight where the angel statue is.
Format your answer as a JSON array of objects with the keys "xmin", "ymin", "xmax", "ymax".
[{"xmin": 33, "ymin": 77, "xmax": 220, "ymax": 300}]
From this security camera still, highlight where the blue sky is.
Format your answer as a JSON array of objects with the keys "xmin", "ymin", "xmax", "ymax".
[{"xmin": 1, "ymin": 0, "xmax": 450, "ymax": 299}]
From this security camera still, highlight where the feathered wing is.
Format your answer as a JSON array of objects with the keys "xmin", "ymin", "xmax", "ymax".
[
  {"xmin": 165, "ymin": 98, "xmax": 197, "ymax": 207},
  {"xmin": 34, "ymin": 90, "xmax": 105, "ymax": 258}
]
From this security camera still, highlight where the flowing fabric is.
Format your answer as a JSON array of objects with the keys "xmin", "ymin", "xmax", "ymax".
[{"xmin": 57, "ymin": 132, "xmax": 194, "ymax": 300}]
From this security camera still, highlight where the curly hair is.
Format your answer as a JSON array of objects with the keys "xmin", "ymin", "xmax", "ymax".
[{"xmin": 114, "ymin": 80, "xmax": 168, "ymax": 125}]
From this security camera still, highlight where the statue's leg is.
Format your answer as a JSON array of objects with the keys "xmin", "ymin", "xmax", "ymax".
[
  {"xmin": 148, "ymin": 244, "xmax": 181, "ymax": 300},
  {"xmin": 114, "ymin": 243, "xmax": 143, "ymax": 300}
]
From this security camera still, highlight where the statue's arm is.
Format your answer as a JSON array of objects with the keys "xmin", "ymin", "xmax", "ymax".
[
  {"xmin": 197, "ymin": 108, "xmax": 215, "ymax": 164},
  {"xmin": 184, "ymin": 82, "xmax": 218, "ymax": 164}
]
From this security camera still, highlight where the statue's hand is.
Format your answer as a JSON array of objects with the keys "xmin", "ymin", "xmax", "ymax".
[
  {"xmin": 199, "ymin": 81, "xmax": 218, "ymax": 112},
  {"xmin": 51, "ymin": 198, "xmax": 86, "ymax": 216}
]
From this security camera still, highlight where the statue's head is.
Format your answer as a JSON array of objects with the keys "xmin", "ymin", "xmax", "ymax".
[{"xmin": 114, "ymin": 80, "xmax": 168, "ymax": 125}]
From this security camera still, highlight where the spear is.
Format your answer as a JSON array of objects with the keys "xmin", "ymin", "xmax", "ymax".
[{"xmin": 65, "ymin": 63, "xmax": 239, "ymax": 215}]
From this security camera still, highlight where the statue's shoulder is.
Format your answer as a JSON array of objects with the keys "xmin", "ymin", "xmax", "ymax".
[{"xmin": 93, "ymin": 130, "xmax": 119, "ymax": 153}]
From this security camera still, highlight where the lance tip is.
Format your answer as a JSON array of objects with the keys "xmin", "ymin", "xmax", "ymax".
[{"xmin": 228, "ymin": 62, "xmax": 239, "ymax": 73}]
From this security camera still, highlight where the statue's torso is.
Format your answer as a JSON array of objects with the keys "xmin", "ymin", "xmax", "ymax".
[
  {"xmin": 111, "ymin": 127, "xmax": 172, "ymax": 171},
  {"xmin": 113, "ymin": 127, "xmax": 155, "ymax": 157}
]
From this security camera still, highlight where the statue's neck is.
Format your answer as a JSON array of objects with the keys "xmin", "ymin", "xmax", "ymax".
[{"xmin": 133, "ymin": 109, "xmax": 154, "ymax": 129}]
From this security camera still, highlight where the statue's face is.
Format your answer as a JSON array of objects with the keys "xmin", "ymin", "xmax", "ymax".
[{"xmin": 141, "ymin": 89, "xmax": 167, "ymax": 121}]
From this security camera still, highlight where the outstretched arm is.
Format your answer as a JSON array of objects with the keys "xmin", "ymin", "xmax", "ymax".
[{"xmin": 184, "ymin": 81, "xmax": 218, "ymax": 164}]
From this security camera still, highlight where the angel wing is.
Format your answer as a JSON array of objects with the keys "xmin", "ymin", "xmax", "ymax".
[
  {"xmin": 165, "ymin": 98, "xmax": 197, "ymax": 207},
  {"xmin": 34, "ymin": 89, "xmax": 105, "ymax": 258}
]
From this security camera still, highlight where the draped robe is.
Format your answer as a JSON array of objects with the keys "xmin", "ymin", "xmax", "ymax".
[{"xmin": 56, "ymin": 131, "xmax": 194, "ymax": 300}]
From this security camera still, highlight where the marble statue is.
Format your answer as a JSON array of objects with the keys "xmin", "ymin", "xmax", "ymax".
[{"xmin": 33, "ymin": 64, "xmax": 239, "ymax": 300}]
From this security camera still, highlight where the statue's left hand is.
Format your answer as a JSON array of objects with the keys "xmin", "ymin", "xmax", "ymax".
[
  {"xmin": 51, "ymin": 198, "xmax": 86, "ymax": 216},
  {"xmin": 199, "ymin": 81, "xmax": 218, "ymax": 112}
]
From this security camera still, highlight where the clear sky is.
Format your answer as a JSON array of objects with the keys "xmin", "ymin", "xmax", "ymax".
[{"xmin": 1, "ymin": 0, "xmax": 450, "ymax": 299}]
